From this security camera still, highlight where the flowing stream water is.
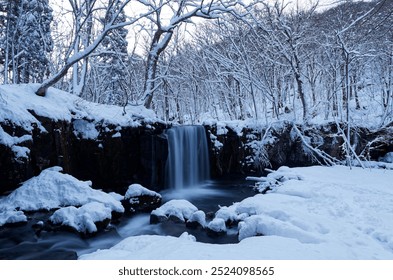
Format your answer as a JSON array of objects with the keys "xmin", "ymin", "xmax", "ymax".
[{"xmin": 0, "ymin": 126, "xmax": 255, "ymax": 259}]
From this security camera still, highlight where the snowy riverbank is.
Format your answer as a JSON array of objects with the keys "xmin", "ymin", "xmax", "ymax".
[{"xmin": 80, "ymin": 165, "xmax": 393, "ymax": 260}]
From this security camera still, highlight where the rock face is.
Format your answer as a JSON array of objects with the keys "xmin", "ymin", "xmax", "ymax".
[
  {"xmin": 0, "ymin": 117, "xmax": 168, "ymax": 195},
  {"xmin": 206, "ymin": 122, "xmax": 393, "ymax": 177},
  {"xmin": 2, "ymin": 115, "xmax": 393, "ymax": 196}
]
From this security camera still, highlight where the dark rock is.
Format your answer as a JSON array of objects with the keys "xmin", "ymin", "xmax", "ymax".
[
  {"xmin": 150, "ymin": 213, "xmax": 168, "ymax": 224},
  {"xmin": 186, "ymin": 220, "xmax": 201, "ymax": 229},
  {"xmin": 124, "ymin": 194, "xmax": 162, "ymax": 213},
  {"xmin": 206, "ymin": 227, "xmax": 227, "ymax": 237},
  {"xmin": 0, "ymin": 117, "xmax": 168, "ymax": 195}
]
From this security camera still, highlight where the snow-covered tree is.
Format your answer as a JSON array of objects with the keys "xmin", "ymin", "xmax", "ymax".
[
  {"xmin": 137, "ymin": 0, "xmax": 245, "ymax": 109},
  {"xmin": 0, "ymin": 0, "xmax": 53, "ymax": 84},
  {"xmin": 90, "ymin": 2, "xmax": 129, "ymax": 105}
]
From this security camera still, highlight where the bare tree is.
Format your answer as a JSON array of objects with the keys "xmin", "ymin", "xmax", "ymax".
[
  {"xmin": 137, "ymin": 0, "xmax": 244, "ymax": 109},
  {"xmin": 35, "ymin": 0, "xmax": 153, "ymax": 97}
]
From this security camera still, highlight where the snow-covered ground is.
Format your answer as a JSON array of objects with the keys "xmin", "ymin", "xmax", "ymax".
[{"xmin": 80, "ymin": 165, "xmax": 393, "ymax": 260}]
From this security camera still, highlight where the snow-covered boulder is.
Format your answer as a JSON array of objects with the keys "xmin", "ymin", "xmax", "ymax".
[
  {"xmin": 214, "ymin": 205, "xmax": 249, "ymax": 226},
  {"xmin": 206, "ymin": 218, "xmax": 227, "ymax": 236},
  {"xmin": 0, "ymin": 209, "xmax": 27, "ymax": 227},
  {"xmin": 379, "ymin": 152, "xmax": 393, "ymax": 163},
  {"xmin": 186, "ymin": 210, "xmax": 206, "ymax": 229},
  {"xmin": 124, "ymin": 184, "xmax": 161, "ymax": 213},
  {"xmin": 3, "ymin": 166, "xmax": 124, "ymax": 213},
  {"xmin": 49, "ymin": 202, "xmax": 113, "ymax": 234},
  {"xmin": 150, "ymin": 199, "xmax": 198, "ymax": 224}
]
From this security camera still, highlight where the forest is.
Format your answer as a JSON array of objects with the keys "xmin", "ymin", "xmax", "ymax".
[{"xmin": 1, "ymin": 0, "xmax": 392, "ymax": 126}]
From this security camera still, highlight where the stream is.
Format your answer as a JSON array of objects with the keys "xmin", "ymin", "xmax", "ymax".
[{"xmin": 0, "ymin": 178, "xmax": 255, "ymax": 260}]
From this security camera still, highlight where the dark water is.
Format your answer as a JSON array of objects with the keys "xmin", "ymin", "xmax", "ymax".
[{"xmin": 0, "ymin": 178, "xmax": 255, "ymax": 260}]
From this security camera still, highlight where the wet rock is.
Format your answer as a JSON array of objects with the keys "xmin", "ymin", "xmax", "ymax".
[
  {"xmin": 206, "ymin": 218, "xmax": 227, "ymax": 237},
  {"xmin": 123, "ymin": 184, "xmax": 162, "ymax": 213},
  {"xmin": 186, "ymin": 210, "xmax": 206, "ymax": 229}
]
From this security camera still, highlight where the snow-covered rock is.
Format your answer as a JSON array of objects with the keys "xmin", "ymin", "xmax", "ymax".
[
  {"xmin": 206, "ymin": 218, "xmax": 227, "ymax": 236},
  {"xmin": 0, "ymin": 209, "xmax": 27, "ymax": 226},
  {"xmin": 125, "ymin": 184, "xmax": 161, "ymax": 199},
  {"xmin": 123, "ymin": 184, "xmax": 161, "ymax": 213},
  {"xmin": 2, "ymin": 166, "xmax": 124, "ymax": 213},
  {"xmin": 150, "ymin": 199, "xmax": 198, "ymax": 224},
  {"xmin": 49, "ymin": 202, "xmax": 113, "ymax": 234},
  {"xmin": 186, "ymin": 210, "xmax": 206, "ymax": 228},
  {"xmin": 379, "ymin": 152, "xmax": 393, "ymax": 163}
]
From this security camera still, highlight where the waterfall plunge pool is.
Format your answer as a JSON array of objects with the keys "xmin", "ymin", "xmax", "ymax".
[{"xmin": 0, "ymin": 125, "xmax": 257, "ymax": 259}]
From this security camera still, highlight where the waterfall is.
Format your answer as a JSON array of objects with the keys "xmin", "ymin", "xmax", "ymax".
[{"xmin": 164, "ymin": 126, "xmax": 210, "ymax": 189}]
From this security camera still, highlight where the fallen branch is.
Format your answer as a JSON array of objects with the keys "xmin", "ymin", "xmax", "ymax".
[{"xmin": 292, "ymin": 124, "xmax": 337, "ymax": 166}]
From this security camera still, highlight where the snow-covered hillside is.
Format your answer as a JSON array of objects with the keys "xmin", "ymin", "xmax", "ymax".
[{"xmin": 80, "ymin": 166, "xmax": 393, "ymax": 260}]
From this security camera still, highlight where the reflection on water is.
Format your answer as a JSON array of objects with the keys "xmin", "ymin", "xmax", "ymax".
[{"xmin": 0, "ymin": 179, "xmax": 254, "ymax": 259}]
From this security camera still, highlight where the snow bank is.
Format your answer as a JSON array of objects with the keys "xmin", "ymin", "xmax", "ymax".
[
  {"xmin": 247, "ymin": 166, "xmax": 304, "ymax": 193},
  {"xmin": 80, "ymin": 166, "xmax": 393, "ymax": 259},
  {"xmin": 2, "ymin": 166, "xmax": 124, "ymax": 213},
  {"xmin": 0, "ymin": 84, "xmax": 159, "ymax": 133},
  {"xmin": 49, "ymin": 202, "xmax": 112, "ymax": 234},
  {"xmin": 151, "ymin": 199, "xmax": 198, "ymax": 223}
]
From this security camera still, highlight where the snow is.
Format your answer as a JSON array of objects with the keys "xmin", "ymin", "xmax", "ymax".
[
  {"xmin": 81, "ymin": 166, "xmax": 393, "ymax": 260},
  {"xmin": 73, "ymin": 119, "xmax": 99, "ymax": 140},
  {"xmin": 207, "ymin": 218, "xmax": 227, "ymax": 233},
  {"xmin": 0, "ymin": 209, "xmax": 27, "ymax": 226},
  {"xmin": 379, "ymin": 152, "xmax": 393, "ymax": 163},
  {"xmin": 0, "ymin": 126, "xmax": 32, "ymax": 159},
  {"xmin": 124, "ymin": 184, "xmax": 161, "ymax": 200},
  {"xmin": 49, "ymin": 202, "xmax": 112, "ymax": 233},
  {"xmin": 151, "ymin": 199, "xmax": 198, "ymax": 222},
  {"xmin": 187, "ymin": 210, "xmax": 206, "ymax": 227},
  {"xmin": 1, "ymin": 166, "xmax": 124, "ymax": 213},
  {"xmin": 0, "ymin": 84, "xmax": 159, "ymax": 133}
]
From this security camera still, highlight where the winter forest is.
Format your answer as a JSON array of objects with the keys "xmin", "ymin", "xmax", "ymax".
[
  {"xmin": 1, "ymin": 0, "xmax": 393, "ymax": 261},
  {"xmin": 1, "ymin": 0, "xmax": 392, "ymax": 125}
]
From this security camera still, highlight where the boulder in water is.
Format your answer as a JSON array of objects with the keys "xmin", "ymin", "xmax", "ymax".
[{"xmin": 123, "ymin": 184, "xmax": 162, "ymax": 213}]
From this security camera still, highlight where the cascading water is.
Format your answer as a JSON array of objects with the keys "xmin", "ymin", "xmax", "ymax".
[{"xmin": 164, "ymin": 125, "xmax": 210, "ymax": 189}]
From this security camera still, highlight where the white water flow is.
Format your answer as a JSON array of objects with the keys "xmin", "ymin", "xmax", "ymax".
[{"xmin": 164, "ymin": 126, "xmax": 210, "ymax": 190}]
